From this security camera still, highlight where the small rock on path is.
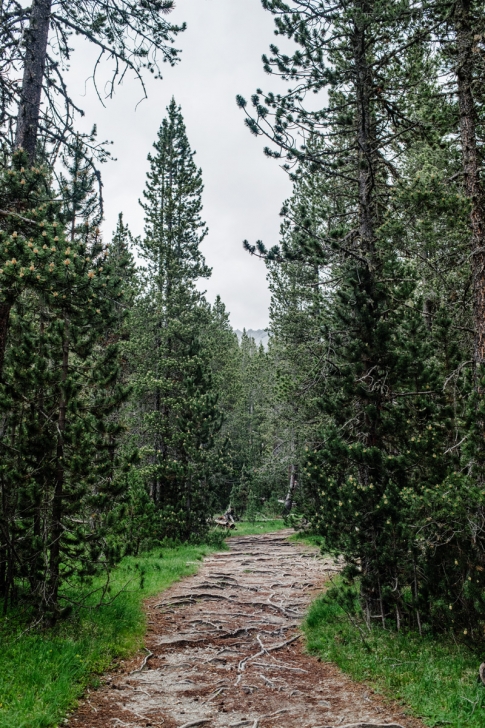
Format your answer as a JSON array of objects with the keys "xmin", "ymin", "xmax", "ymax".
[{"xmin": 69, "ymin": 530, "xmax": 423, "ymax": 728}]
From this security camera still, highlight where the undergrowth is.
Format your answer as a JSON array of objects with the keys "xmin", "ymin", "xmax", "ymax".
[
  {"xmin": 227, "ymin": 518, "xmax": 287, "ymax": 537},
  {"xmin": 0, "ymin": 543, "xmax": 215, "ymax": 728},
  {"xmin": 305, "ymin": 581, "xmax": 485, "ymax": 728},
  {"xmin": 290, "ymin": 530, "xmax": 326, "ymax": 549}
]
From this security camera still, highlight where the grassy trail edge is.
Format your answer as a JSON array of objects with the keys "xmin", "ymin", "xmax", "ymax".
[
  {"xmin": 303, "ymin": 574, "xmax": 485, "ymax": 728},
  {"xmin": 0, "ymin": 520, "xmax": 287, "ymax": 728}
]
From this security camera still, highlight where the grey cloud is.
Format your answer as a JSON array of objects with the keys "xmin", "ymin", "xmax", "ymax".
[{"xmin": 64, "ymin": 0, "xmax": 292, "ymax": 329}]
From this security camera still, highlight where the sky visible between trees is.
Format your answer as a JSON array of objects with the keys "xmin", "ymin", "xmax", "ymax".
[{"xmin": 64, "ymin": 0, "xmax": 292, "ymax": 330}]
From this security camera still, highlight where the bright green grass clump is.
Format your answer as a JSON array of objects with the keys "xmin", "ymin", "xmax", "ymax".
[
  {"xmin": 0, "ymin": 544, "xmax": 214, "ymax": 728},
  {"xmin": 227, "ymin": 518, "xmax": 288, "ymax": 537},
  {"xmin": 305, "ymin": 589, "xmax": 485, "ymax": 728}
]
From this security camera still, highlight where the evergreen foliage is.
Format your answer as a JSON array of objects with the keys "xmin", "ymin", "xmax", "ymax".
[
  {"xmin": 237, "ymin": 0, "xmax": 485, "ymax": 636},
  {"xmin": 0, "ymin": 143, "xmax": 130, "ymax": 617},
  {"xmin": 128, "ymin": 100, "xmax": 229, "ymax": 541},
  {"xmin": 4, "ymin": 0, "xmax": 485, "ymax": 645}
]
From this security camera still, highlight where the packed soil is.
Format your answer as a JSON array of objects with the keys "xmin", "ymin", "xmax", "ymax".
[{"xmin": 68, "ymin": 531, "xmax": 424, "ymax": 728}]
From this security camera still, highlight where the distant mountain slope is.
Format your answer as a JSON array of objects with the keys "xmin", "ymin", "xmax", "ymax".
[{"xmin": 234, "ymin": 329, "xmax": 270, "ymax": 349}]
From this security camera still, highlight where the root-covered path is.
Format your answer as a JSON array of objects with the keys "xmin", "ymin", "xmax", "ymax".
[{"xmin": 70, "ymin": 531, "xmax": 423, "ymax": 728}]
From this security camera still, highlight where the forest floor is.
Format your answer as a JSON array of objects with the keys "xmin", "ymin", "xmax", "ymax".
[{"xmin": 68, "ymin": 530, "xmax": 422, "ymax": 728}]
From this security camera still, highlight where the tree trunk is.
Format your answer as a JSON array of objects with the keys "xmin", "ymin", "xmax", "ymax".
[
  {"xmin": 0, "ymin": 304, "xmax": 11, "ymax": 375},
  {"xmin": 283, "ymin": 464, "xmax": 297, "ymax": 514},
  {"xmin": 15, "ymin": 0, "xmax": 53, "ymax": 161},
  {"xmin": 0, "ymin": 1, "xmax": 53, "ymax": 376},
  {"xmin": 354, "ymin": 7, "xmax": 376, "ymax": 258},
  {"xmin": 0, "ymin": 475, "xmax": 8, "ymax": 607},
  {"xmin": 47, "ymin": 316, "xmax": 69, "ymax": 615},
  {"xmin": 352, "ymin": 3, "xmax": 388, "ymax": 619},
  {"xmin": 454, "ymin": 0, "xmax": 485, "ymax": 367},
  {"xmin": 352, "ymin": 3, "xmax": 380, "ymax": 456}
]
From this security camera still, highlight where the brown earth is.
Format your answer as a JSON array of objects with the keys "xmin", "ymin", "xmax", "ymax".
[{"xmin": 68, "ymin": 530, "xmax": 424, "ymax": 728}]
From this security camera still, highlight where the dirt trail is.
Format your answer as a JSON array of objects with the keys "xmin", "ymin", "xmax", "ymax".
[{"xmin": 70, "ymin": 531, "xmax": 423, "ymax": 728}]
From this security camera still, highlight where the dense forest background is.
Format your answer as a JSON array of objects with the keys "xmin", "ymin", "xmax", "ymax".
[{"xmin": 2, "ymin": 0, "xmax": 485, "ymax": 643}]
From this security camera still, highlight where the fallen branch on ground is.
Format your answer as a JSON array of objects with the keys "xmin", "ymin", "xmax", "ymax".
[{"xmin": 158, "ymin": 592, "xmax": 234, "ymax": 605}]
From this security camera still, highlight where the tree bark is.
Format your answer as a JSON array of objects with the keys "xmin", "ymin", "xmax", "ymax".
[
  {"xmin": 352, "ymin": 3, "xmax": 380, "ymax": 455},
  {"xmin": 15, "ymin": 0, "xmax": 52, "ymax": 161},
  {"xmin": 0, "ymin": 1, "xmax": 52, "ymax": 376},
  {"xmin": 354, "ymin": 5, "xmax": 376, "ymax": 259},
  {"xmin": 0, "ymin": 304, "xmax": 11, "ymax": 375},
  {"xmin": 48, "ymin": 316, "xmax": 69, "ymax": 615},
  {"xmin": 454, "ymin": 0, "xmax": 485, "ymax": 366}
]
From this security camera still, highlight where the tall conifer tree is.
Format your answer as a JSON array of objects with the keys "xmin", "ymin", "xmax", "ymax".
[
  {"xmin": 239, "ymin": 0, "xmax": 464, "ymax": 627},
  {"xmin": 130, "ymin": 100, "xmax": 223, "ymax": 540}
]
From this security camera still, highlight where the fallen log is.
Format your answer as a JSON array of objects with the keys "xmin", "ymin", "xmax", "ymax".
[{"xmin": 214, "ymin": 517, "xmax": 236, "ymax": 529}]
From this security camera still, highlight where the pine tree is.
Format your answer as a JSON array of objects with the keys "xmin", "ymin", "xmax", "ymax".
[
  {"xmin": 105, "ymin": 213, "xmax": 137, "ymax": 346},
  {"xmin": 0, "ymin": 141, "xmax": 130, "ymax": 617},
  {"xmin": 0, "ymin": 0, "xmax": 186, "ymax": 377},
  {"xmin": 239, "ymin": 0, "xmax": 470, "ymax": 628},
  {"xmin": 130, "ymin": 100, "xmax": 224, "ymax": 541},
  {"xmin": 224, "ymin": 332, "xmax": 278, "ymax": 518}
]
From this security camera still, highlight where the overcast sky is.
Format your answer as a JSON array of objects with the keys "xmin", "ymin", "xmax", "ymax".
[{"xmin": 66, "ymin": 0, "xmax": 293, "ymax": 330}]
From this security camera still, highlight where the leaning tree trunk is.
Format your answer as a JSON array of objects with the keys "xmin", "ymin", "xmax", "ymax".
[
  {"xmin": 454, "ymin": 0, "xmax": 485, "ymax": 368},
  {"xmin": 283, "ymin": 463, "xmax": 298, "ymax": 514}
]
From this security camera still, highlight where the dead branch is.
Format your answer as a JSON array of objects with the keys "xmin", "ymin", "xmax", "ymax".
[{"xmin": 157, "ymin": 592, "xmax": 234, "ymax": 607}]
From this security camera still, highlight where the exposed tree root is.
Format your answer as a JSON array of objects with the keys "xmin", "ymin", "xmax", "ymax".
[{"xmin": 129, "ymin": 649, "xmax": 153, "ymax": 675}]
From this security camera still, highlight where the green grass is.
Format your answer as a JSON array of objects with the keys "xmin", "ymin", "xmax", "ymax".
[
  {"xmin": 305, "ymin": 587, "xmax": 485, "ymax": 727},
  {"xmin": 289, "ymin": 530, "xmax": 326, "ymax": 548},
  {"xmin": 0, "ymin": 543, "xmax": 215, "ymax": 728},
  {"xmin": 227, "ymin": 518, "xmax": 288, "ymax": 537}
]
